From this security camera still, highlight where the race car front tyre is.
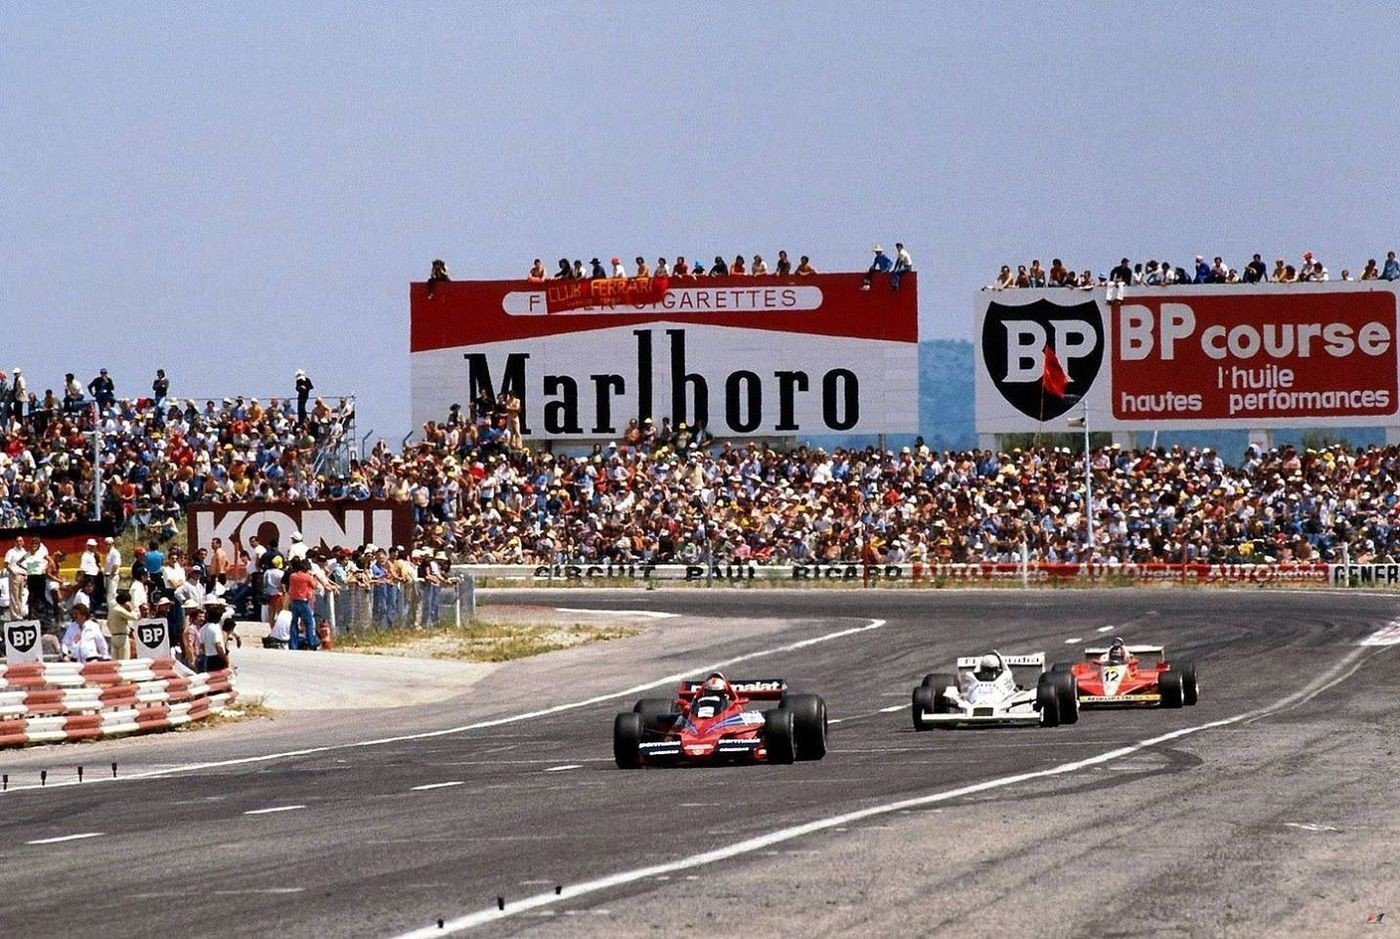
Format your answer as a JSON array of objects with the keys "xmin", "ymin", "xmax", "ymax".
[
  {"xmin": 911, "ymin": 686, "xmax": 936, "ymax": 731},
  {"xmin": 1159, "ymin": 670, "xmax": 1185, "ymax": 708},
  {"xmin": 923, "ymin": 673, "xmax": 956, "ymax": 712},
  {"xmin": 613, "ymin": 712, "xmax": 644, "ymax": 769},
  {"xmin": 782, "ymin": 693, "xmax": 828, "ymax": 760},
  {"xmin": 1037, "ymin": 678, "xmax": 1062, "ymax": 727},
  {"xmin": 633, "ymin": 698, "xmax": 674, "ymax": 718},
  {"xmin": 1174, "ymin": 661, "xmax": 1199, "ymax": 705},
  {"xmin": 1050, "ymin": 671, "xmax": 1079, "ymax": 724},
  {"xmin": 763, "ymin": 709, "xmax": 797, "ymax": 764}
]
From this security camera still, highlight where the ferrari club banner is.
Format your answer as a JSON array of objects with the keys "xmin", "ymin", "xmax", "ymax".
[
  {"xmin": 975, "ymin": 282, "xmax": 1400, "ymax": 432},
  {"xmin": 411, "ymin": 273, "xmax": 919, "ymax": 440},
  {"xmin": 545, "ymin": 276, "xmax": 671, "ymax": 313}
]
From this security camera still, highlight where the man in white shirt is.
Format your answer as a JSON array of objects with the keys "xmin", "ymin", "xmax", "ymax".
[
  {"xmin": 4, "ymin": 536, "xmax": 28, "ymax": 618},
  {"xmin": 286, "ymin": 530, "xmax": 309, "ymax": 562},
  {"xmin": 200, "ymin": 616, "xmax": 231, "ymax": 671},
  {"xmin": 264, "ymin": 608, "xmax": 292, "ymax": 649},
  {"xmin": 78, "ymin": 538, "xmax": 101, "ymax": 613},
  {"xmin": 103, "ymin": 536, "xmax": 122, "ymax": 607},
  {"xmin": 61, "ymin": 603, "xmax": 111, "ymax": 663},
  {"xmin": 25, "ymin": 538, "xmax": 49, "ymax": 623}
]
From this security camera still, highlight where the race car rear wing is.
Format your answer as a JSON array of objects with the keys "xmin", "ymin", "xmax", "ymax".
[
  {"xmin": 955, "ymin": 653, "xmax": 1046, "ymax": 670},
  {"xmin": 677, "ymin": 678, "xmax": 787, "ymax": 700},
  {"xmin": 1083, "ymin": 644, "xmax": 1165, "ymax": 658}
]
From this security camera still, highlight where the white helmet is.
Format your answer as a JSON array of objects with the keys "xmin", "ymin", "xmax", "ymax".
[{"xmin": 979, "ymin": 653, "xmax": 1000, "ymax": 672}]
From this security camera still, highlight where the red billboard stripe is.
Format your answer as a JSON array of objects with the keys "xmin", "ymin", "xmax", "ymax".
[{"xmin": 410, "ymin": 273, "xmax": 919, "ymax": 351}]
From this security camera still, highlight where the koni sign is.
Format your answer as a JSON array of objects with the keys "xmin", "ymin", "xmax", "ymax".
[
  {"xmin": 187, "ymin": 501, "xmax": 414, "ymax": 555},
  {"xmin": 411, "ymin": 273, "xmax": 918, "ymax": 439},
  {"xmin": 976, "ymin": 282, "xmax": 1400, "ymax": 432}
]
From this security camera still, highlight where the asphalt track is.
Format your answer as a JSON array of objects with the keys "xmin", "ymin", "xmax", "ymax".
[{"xmin": 2, "ymin": 589, "xmax": 1398, "ymax": 937}]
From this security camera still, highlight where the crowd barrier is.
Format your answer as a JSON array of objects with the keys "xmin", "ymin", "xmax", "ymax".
[
  {"xmin": 450, "ymin": 561, "xmax": 1394, "ymax": 588},
  {"xmin": 333, "ymin": 578, "xmax": 471, "ymax": 633},
  {"xmin": 0, "ymin": 658, "xmax": 236, "ymax": 748}
]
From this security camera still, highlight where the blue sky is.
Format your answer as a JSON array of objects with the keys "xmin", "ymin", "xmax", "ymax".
[{"xmin": 4, "ymin": 2, "xmax": 1397, "ymax": 442}]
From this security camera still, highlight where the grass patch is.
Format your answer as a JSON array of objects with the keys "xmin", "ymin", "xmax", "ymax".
[{"xmin": 333, "ymin": 619, "xmax": 642, "ymax": 662}]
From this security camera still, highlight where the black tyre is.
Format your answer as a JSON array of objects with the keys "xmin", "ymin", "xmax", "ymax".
[
  {"xmin": 1051, "ymin": 671, "xmax": 1079, "ymax": 725},
  {"xmin": 1037, "ymin": 678, "xmax": 1061, "ymax": 727},
  {"xmin": 633, "ymin": 697, "xmax": 674, "ymax": 718},
  {"xmin": 1174, "ymin": 661, "xmax": 1199, "ymax": 705},
  {"xmin": 763, "ymin": 709, "xmax": 796, "ymax": 764},
  {"xmin": 613, "ymin": 712, "xmax": 643, "ymax": 769},
  {"xmin": 1159, "ymin": 670, "xmax": 1184, "ymax": 708},
  {"xmin": 782, "ymin": 693, "xmax": 828, "ymax": 760},
  {"xmin": 1050, "ymin": 661, "xmax": 1074, "ymax": 674},
  {"xmin": 922, "ymin": 671, "xmax": 955, "ymax": 689},
  {"xmin": 912, "ymin": 686, "xmax": 936, "ymax": 731}
]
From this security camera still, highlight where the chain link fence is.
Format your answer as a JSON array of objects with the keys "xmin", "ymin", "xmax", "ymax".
[{"xmin": 330, "ymin": 576, "xmax": 475, "ymax": 636}]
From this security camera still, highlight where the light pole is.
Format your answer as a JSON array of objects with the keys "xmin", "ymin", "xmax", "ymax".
[{"xmin": 1067, "ymin": 399, "xmax": 1093, "ymax": 559}]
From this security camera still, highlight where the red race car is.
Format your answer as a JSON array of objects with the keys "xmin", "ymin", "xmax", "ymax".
[
  {"xmin": 1054, "ymin": 638, "xmax": 1198, "ymax": 708},
  {"xmin": 613, "ymin": 673, "xmax": 828, "ymax": 768}
]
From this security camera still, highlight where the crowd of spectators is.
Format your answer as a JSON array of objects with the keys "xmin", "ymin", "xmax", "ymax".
[
  {"xmin": 991, "ymin": 249, "xmax": 1399, "ymax": 289},
  {"xmin": 12, "ymin": 363, "xmax": 1400, "ymax": 584},
  {"xmin": 0, "ymin": 365, "xmax": 352, "ymax": 530},
  {"xmin": 527, "ymin": 251, "xmax": 821, "ymax": 280}
]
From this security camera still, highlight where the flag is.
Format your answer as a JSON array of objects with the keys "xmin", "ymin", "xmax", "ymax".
[{"xmin": 1041, "ymin": 345, "xmax": 1069, "ymax": 398}]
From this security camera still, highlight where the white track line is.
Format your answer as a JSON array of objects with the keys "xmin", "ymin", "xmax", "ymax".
[
  {"xmin": 0, "ymin": 619, "xmax": 885, "ymax": 797},
  {"xmin": 877, "ymin": 704, "xmax": 905, "ymax": 713},
  {"xmin": 543, "ymin": 764, "xmax": 582, "ymax": 773},
  {"xmin": 26, "ymin": 832, "xmax": 104, "ymax": 846},
  {"xmin": 411, "ymin": 782, "xmax": 465, "ymax": 792},
  {"xmin": 1096, "ymin": 625, "xmax": 1115, "ymax": 633},
  {"xmin": 555, "ymin": 607, "xmax": 678, "ymax": 619},
  {"xmin": 1064, "ymin": 637, "xmax": 1083, "ymax": 644},
  {"xmin": 243, "ymin": 805, "xmax": 305, "ymax": 816},
  {"xmin": 390, "ymin": 639, "xmax": 1396, "ymax": 937}
]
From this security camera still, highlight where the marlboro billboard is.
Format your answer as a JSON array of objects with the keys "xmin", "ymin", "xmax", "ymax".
[
  {"xmin": 975, "ymin": 282, "xmax": 1400, "ymax": 432},
  {"xmin": 410, "ymin": 273, "xmax": 919, "ymax": 439}
]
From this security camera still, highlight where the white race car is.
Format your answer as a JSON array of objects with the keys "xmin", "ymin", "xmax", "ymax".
[{"xmin": 911, "ymin": 651, "xmax": 1078, "ymax": 729}]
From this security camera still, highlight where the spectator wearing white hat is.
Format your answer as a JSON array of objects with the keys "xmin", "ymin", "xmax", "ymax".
[
  {"xmin": 61, "ymin": 602, "xmax": 109, "ymax": 663},
  {"xmin": 286, "ymin": 530, "xmax": 309, "ymax": 561},
  {"xmin": 78, "ymin": 538, "xmax": 101, "ymax": 607},
  {"xmin": 862, "ymin": 244, "xmax": 892, "ymax": 290}
]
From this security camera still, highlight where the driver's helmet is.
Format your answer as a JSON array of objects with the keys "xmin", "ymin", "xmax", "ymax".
[
  {"xmin": 1106, "ymin": 638, "xmax": 1127, "ymax": 664},
  {"xmin": 973, "ymin": 653, "xmax": 1002, "ymax": 682},
  {"xmin": 696, "ymin": 673, "xmax": 729, "ymax": 709}
]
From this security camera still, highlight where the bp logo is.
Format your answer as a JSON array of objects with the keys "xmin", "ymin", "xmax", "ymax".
[{"xmin": 981, "ymin": 298, "xmax": 1104, "ymax": 420}]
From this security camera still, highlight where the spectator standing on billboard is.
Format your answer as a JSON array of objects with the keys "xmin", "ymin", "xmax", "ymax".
[
  {"xmin": 1361, "ymin": 259, "xmax": 1380, "ymax": 280},
  {"xmin": 775, "ymin": 251, "xmax": 792, "ymax": 276},
  {"xmin": 526, "ymin": 259, "xmax": 545, "ymax": 281},
  {"xmin": 1193, "ymin": 256, "xmax": 1210, "ymax": 283},
  {"xmin": 553, "ymin": 258, "xmax": 572, "ymax": 278},
  {"xmin": 795, "ymin": 256, "xmax": 817, "ymax": 276},
  {"xmin": 710, "ymin": 256, "xmax": 729, "ymax": 276},
  {"xmin": 1383, "ymin": 251, "xmax": 1399, "ymax": 281},
  {"xmin": 672, "ymin": 256, "xmax": 688, "ymax": 276},
  {"xmin": 1109, "ymin": 258, "xmax": 1133, "ymax": 285},
  {"xmin": 634, "ymin": 257, "xmax": 650, "ymax": 277},
  {"xmin": 589, "ymin": 258, "xmax": 607, "ymax": 278},
  {"xmin": 751, "ymin": 254, "xmax": 768, "ymax": 275},
  {"xmin": 731, "ymin": 254, "xmax": 747, "ymax": 275},
  {"xmin": 295, "ymin": 369, "xmax": 313, "ymax": 425},
  {"xmin": 1243, "ymin": 254, "xmax": 1267, "ymax": 282},
  {"xmin": 611, "ymin": 257, "xmax": 626, "ymax": 277}
]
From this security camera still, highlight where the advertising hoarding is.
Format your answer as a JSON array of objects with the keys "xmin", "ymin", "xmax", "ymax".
[
  {"xmin": 975, "ymin": 282, "xmax": 1400, "ymax": 433},
  {"xmin": 411, "ymin": 273, "xmax": 919, "ymax": 440}
]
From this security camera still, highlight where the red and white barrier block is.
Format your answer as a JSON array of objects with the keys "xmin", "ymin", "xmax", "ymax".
[{"xmin": 0, "ymin": 658, "xmax": 237, "ymax": 749}]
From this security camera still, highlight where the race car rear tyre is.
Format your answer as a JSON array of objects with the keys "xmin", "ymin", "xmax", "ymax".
[
  {"xmin": 782, "ymin": 693, "xmax": 828, "ymax": 760},
  {"xmin": 1050, "ymin": 661, "xmax": 1074, "ymax": 674},
  {"xmin": 1050, "ymin": 671, "xmax": 1079, "ymax": 725},
  {"xmin": 763, "ymin": 709, "xmax": 796, "ymax": 764},
  {"xmin": 633, "ymin": 698, "xmax": 674, "ymax": 719},
  {"xmin": 923, "ymin": 673, "xmax": 956, "ymax": 712},
  {"xmin": 912, "ymin": 686, "xmax": 936, "ymax": 731},
  {"xmin": 1175, "ymin": 661, "xmax": 1199, "ymax": 705},
  {"xmin": 613, "ymin": 712, "xmax": 644, "ymax": 769},
  {"xmin": 1037, "ymin": 678, "xmax": 1061, "ymax": 727},
  {"xmin": 1159, "ymin": 670, "xmax": 1185, "ymax": 708}
]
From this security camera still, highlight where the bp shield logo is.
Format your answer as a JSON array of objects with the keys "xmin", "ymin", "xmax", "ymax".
[{"xmin": 982, "ymin": 298, "xmax": 1104, "ymax": 420}]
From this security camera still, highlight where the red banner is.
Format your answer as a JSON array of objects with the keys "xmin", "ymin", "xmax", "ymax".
[
  {"xmin": 544, "ymin": 276, "xmax": 671, "ymax": 313},
  {"xmin": 1112, "ymin": 290, "xmax": 1398, "ymax": 421}
]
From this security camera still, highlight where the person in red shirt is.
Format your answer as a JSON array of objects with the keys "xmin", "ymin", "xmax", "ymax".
[{"xmin": 286, "ymin": 558, "xmax": 318, "ymax": 651}]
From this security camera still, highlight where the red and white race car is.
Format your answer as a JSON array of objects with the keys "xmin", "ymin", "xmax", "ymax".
[
  {"xmin": 1054, "ymin": 638, "xmax": 1198, "ymax": 708},
  {"xmin": 612, "ymin": 673, "xmax": 828, "ymax": 768}
]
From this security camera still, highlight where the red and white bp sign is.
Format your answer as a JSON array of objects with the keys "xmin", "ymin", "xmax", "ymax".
[
  {"xmin": 975, "ymin": 283, "xmax": 1400, "ymax": 432},
  {"xmin": 410, "ymin": 274, "xmax": 919, "ymax": 440}
]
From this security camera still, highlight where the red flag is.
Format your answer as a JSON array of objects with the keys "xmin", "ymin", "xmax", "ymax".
[{"xmin": 1041, "ymin": 345, "xmax": 1069, "ymax": 398}]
